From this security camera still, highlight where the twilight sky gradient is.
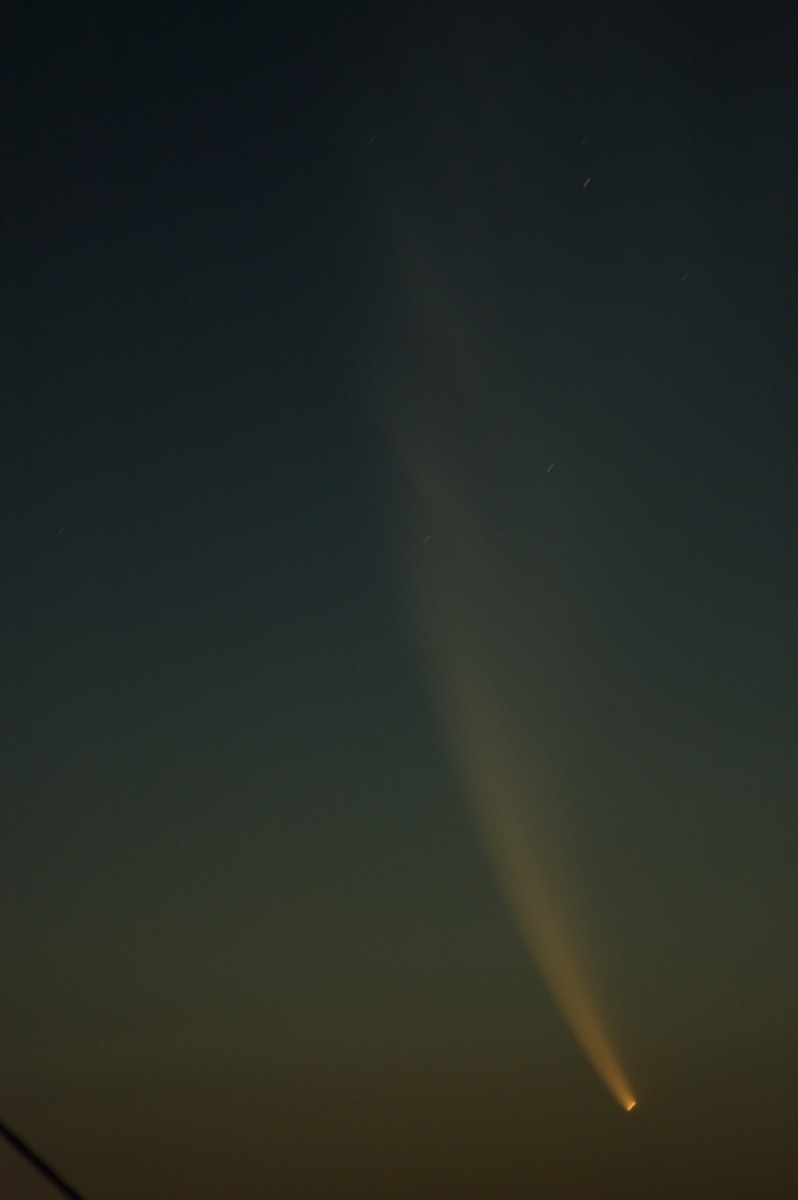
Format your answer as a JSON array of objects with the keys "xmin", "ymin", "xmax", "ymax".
[{"xmin": 3, "ymin": 1, "xmax": 798, "ymax": 1197}]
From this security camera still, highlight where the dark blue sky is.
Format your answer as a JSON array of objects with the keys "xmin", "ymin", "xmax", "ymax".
[{"xmin": 3, "ymin": 2, "xmax": 797, "ymax": 1197}]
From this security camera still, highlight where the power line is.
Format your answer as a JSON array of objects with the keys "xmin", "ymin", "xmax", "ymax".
[{"xmin": 0, "ymin": 1116, "xmax": 89, "ymax": 1200}]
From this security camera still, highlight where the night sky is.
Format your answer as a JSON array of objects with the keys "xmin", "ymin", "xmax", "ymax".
[{"xmin": 3, "ymin": 1, "xmax": 798, "ymax": 1197}]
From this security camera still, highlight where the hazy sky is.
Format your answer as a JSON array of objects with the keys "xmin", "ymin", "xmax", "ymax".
[{"xmin": 4, "ymin": 1, "xmax": 797, "ymax": 1197}]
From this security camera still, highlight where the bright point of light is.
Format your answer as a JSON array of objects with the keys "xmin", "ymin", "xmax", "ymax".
[{"xmin": 625, "ymin": 1100, "xmax": 637, "ymax": 1112}]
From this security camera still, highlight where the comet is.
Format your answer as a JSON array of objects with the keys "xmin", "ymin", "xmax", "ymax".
[{"xmin": 392, "ymin": 430, "xmax": 637, "ymax": 1113}]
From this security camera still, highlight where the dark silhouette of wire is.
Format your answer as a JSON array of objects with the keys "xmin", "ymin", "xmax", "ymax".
[{"xmin": 0, "ymin": 1116, "xmax": 88, "ymax": 1200}]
